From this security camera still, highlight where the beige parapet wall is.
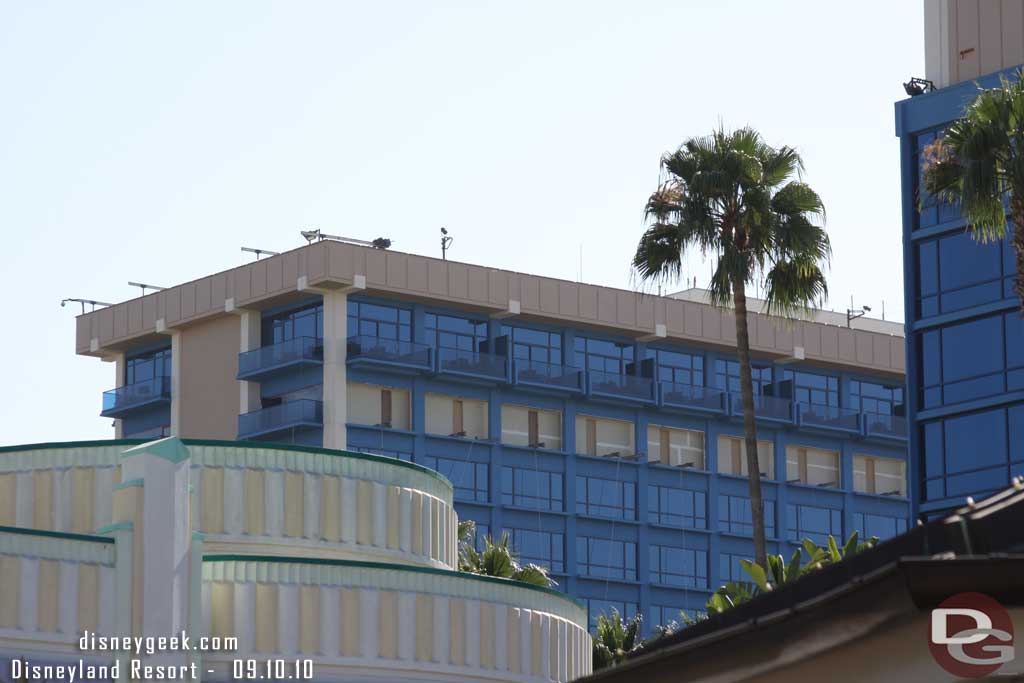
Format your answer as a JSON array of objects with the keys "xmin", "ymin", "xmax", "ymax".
[{"xmin": 0, "ymin": 439, "xmax": 591, "ymax": 683}]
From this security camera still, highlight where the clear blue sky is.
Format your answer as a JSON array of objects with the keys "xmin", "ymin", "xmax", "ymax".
[{"xmin": 0, "ymin": 1, "xmax": 924, "ymax": 445}]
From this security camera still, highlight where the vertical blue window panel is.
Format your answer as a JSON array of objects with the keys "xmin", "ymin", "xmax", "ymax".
[
  {"xmin": 943, "ymin": 409, "xmax": 1007, "ymax": 475},
  {"xmin": 850, "ymin": 380, "xmax": 905, "ymax": 419},
  {"xmin": 786, "ymin": 504, "xmax": 842, "ymax": 546},
  {"xmin": 584, "ymin": 599, "xmax": 638, "ymax": 633},
  {"xmin": 426, "ymin": 313, "xmax": 488, "ymax": 351},
  {"xmin": 125, "ymin": 347, "xmax": 171, "ymax": 384},
  {"xmin": 574, "ymin": 337, "xmax": 634, "ymax": 374},
  {"xmin": 920, "ymin": 313, "xmax": 1020, "ymax": 408},
  {"xmin": 347, "ymin": 301, "xmax": 412, "ymax": 342},
  {"xmin": 718, "ymin": 553, "xmax": 750, "ymax": 583},
  {"xmin": 576, "ymin": 476, "xmax": 636, "ymax": 520},
  {"xmin": 501, "ymin": 467, "xmax": 563, "ymax": 511},
  {"xmin": 651, "ymin": 349, "xmax": 704, "ymax": 386},
  {"xmin": 649, "ymin": 546, "xmax": 707, "ymax": 588},
  {"xmin": 264, "ymin": 303, "xmax": 324, "ymax": 345},
  {"xmin": 916, "ymin": 231, "xmax": 1016, "ymax": 318},
  {"xmin": 501, "ymin": 325, "xmax": 562, "ymax": 365},
  {"xmin": 1011, "ymin": 405, "xmax": 1024, "ymax": 465},
  {"xmin": 575, "ymin": 537, "xmax": 637, "ymax": 580},
  {"xmin": 715, "ymin": 360, "xmax": 772, "ymax": 395},
  {"xmin": 503, "ymin": 528, "xmax": 565, "ymax": 573},
  {"xmin": 418, "ymin": 455, "xmax": 488, "ymax": 503},
  {"xmin": 647, "ymin": 485, "xmax": 706, "ymax": 529},
  {"xmin": 782, "ymin": 370, "xmax": 839, "ymax": 409},
  {"xmin": 852, "ymin": 512, "xmax": 908, "ymax": 541},
  {"xmin": 718, "ymin": 496, "xmax": 776, "ymax": 538},
  {"xmin": 1007, "ymin": 313, "xmax": 1024, "ymax": 392}
]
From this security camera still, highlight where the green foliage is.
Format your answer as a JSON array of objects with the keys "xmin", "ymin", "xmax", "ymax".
[
  {"xmin": 592, "ymin": 610, "xmax": 643, "ymax": 670},
  {"xmin": 456, "ymin": 520, "xmax": 555, "ymax": 588}
]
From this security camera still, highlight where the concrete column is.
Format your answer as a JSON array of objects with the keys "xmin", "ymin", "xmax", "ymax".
[
  {"xmin": 157, "ymin": 319, "xmax": 183, "ymax": 437},
  {"xmin": 108, "ymin": 353, "xmax": 125, "ymax": 438},
  {"xmin": 226, "ymin": 299, "xmax": 262, "ymax": 416},
  {"xmin": 322, "ymin": 290, "xmax": 349, "ymax": 450}
]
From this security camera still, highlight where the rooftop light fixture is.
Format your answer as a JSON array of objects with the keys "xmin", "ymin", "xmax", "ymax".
[
  {"xmin": 441, "ymin": 227, "xmax": 453, "ymax": 260},
  {"xmin": 846, "ymin": 305, "xmax": 871, "ymax": 327},
  {"xmin": 903, "ymin": 77, "xmax": 936, "ymax": 97},
  {"xmin": 299, "ymin": 229, "xmax": 391, "ymax": 249},
  {"xmin": 128, "ymin": 282, "xmax": 165, "ymax": 296},
  {"xmin": 60, "ymin": 298, "xmax": 113, "ymax": 314},
  {"xmin": 241, "ymin": 246, "xmax": 280, "ymax": 260}
]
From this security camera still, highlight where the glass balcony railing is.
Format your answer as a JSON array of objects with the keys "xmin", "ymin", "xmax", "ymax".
[
  {"xmin": 237, "ymin": 399, "xmax": 323, "ymax": 440},
  {"xmin": 660, "ymin": 382, "xmax": 726, "ymax": 413},
  {"xmin": 731, "ymin": 393, "xmax": 794, "ymax": 423},
  {"xmin": 512, "ymin": 358, "xmax": 584, "ymax": 393},
  {"xmin": 865, "ymin": 413, "xmax": 909, "ymax": 440},
  {"xmin": 798, "ymin": 403, "xmax": 862, "ymax": 433},
  {"xmin": 101, "ymin": 377, "xmax": 171, "ymax": 418},
  {"xmin": 346, "ymin": 335, "xmax": 432, "ymax": 371},
  {"xmin": 437, "ymin": 347, "xmax": 508, "ymax": 381},
  {"xmin": 587, "ymin": 370, "xmax": 655, "ymax": 403},
  {"xmin": 237, "ymin": 336, "xmax": 323, "ymax": 381}
]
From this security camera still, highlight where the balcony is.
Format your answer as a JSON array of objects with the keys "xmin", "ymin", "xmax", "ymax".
[
  {"xmin": 237, "ymin": 336, "xmax": 323, "ymax": 382},
  {"xmin": 346, "ymin": 335, "xmax": 432, "ymax": 373},
  {"xmin": 730, "ymin": 393, "xmax": 794, "ymax": 424},
  {"xmin": 512, "ymin": 358, "xmax": 584, "ymax": 394},
  {"xmin": 436, "ymin": 347, "xmax": 508, "ymax": 383},
  {"xmin": 587, "ymin": 370, "xmax": 655, "ymax": 405},
  {"xmin": 798, "ymin": 403, "xmax": 862, "ymax": 434},
  {"xmin": 659, "ymin": 382, "xmax": 726, "ymax": 414},
  {"xmin": 237, "ymin": 399, "xmax": 323, "ymax": 440},
  {"xmin": 865, "ymin": 413, "xmax": 909, "ymax": 441},
  {"xmin": 100, "ymin": 377, "xmax": 170, "ymax": 418}
]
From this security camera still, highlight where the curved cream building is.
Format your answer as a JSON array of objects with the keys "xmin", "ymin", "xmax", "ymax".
[{"xmin": 0, "ymin": 438, "xmax": 591, "ymax": 682}]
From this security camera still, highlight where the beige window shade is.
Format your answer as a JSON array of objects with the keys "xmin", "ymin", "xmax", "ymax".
[
  {"xmin": 786, "ymin": 446, "xmax": 840, "ymax": 487},
  {"xmin": 502, "ymin": 404, "xmax": 563, "ymax": 449},
  {"xmin": 647, "ymin": 425, "xmax": 705, "ymax": 468},
  {"xmin": 346, "ymin": 382, "xmax": 410, "ymax": 430},
  {"xmin": 716, "ymin": 435, "xmax": 773, "ymax": 477},
  {"xmin": 853, "ymin": 455, "xmax": 906, "ymax": 496},
  {"xmin": 426, "ymin": 393, "xmax": 488, "ymax": 438},
  {"xmin": 575, "ymin": 415, "xmax": 633, "ymax": 457}
]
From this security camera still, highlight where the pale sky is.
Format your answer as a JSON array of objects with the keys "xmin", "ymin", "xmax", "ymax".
[{"xmin": 0, "ymin": 1, "xmax": 924, "ymax": 445}]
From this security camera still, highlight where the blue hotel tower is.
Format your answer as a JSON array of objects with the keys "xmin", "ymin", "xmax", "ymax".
[
  {"xmin": 81, "ymin": 240, "xmax": 909, "ymax": 633},
  {"xmin": 896, "ymin": 68, "xmax": 1024, "ymax": 522}
]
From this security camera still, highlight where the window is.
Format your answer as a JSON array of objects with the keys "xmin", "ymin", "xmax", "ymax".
[
  {"xmin": 919, "ymin": 312, "xmax": 1023, "ymax": 409},
  {"xmin": 787, "ymin": 504, "xmax": 842, "ymax": 546},
  {"xmin": 574, "ymin": 337, "xmax": 634, "ymax": 374},
  {"xmin": 649, "ymin": 605, "xmax": 694, "ymax": 632},
  {"xmin": 575, "ymin": 537, "xmax": 637, "ymax": 580},
  {"xmin": 647, "ymin": 485, "xmax": 706, "ymax": 529},
  {"xmin": 425, "ymin": 393, "xmax": 488, "ymax": 439},
  {"xmin": 124, "ymin": 424, "xmax": 170, "ymax": 440},
  {"xmin": 651, "ymin": 349, "xmax": 704, "ymax": 386},
  {"xmin": 501, "ymin": 404, "xmax": 562, "ymax": 449},
  {"xmin": 501, "ymin": 467, "xmax": 563, "ymax": 511},
  {"xmin": 466, "ymin": 522, "xmax": 490, "ymax": 552},
  {"xmin": 718, "ymin": 496, "xmax": 776, "ymax": 537},
  {"xmin": 501, "ymin": 325, "xmax": 562, "ymax": 365},
  {"xmin": 853, "ymin": 455, "xmax": 906, "ymax": 496},
  {"xmin": 782, "ymin": 370, "xmax": 838, "ymax": 410},
  {"xmin": 649, "ymin": 546, "xmax": 707, "ymax": 588},
  {"xmin": 576, "ymin": 476, "xmax": 636, "ymax": 520},
  {"xmin": 125, "ymin": 346, "xmax": 171, "ymax": 385},
  {"xmin": 853, "ymin": 512, "xmax": 908, "ymax": 542},
  {"xmin": 719, "ymin": 553, "xmax": 751, "ymax": 583},
  {"xmin": 849, "ymin": 380, "xmax": 905, "ymax": 419},
  {"xmin": 263, "ymin": 303, "xmax": 324, "ymax": 345},
  {"xmin": 503, "ymin": 528, "xmax": 564, "ymax": 573},
  {"xmin": 785, "ymin": 445, "xmax": 840, "ymax": 487},
  {"xmin": 425, "ymin": 313, "xmax": 487, "ymax": 352},
  {"xmin": 714, "ymin": 360, "xmax": 772, "ymax": 395},
  {"xmin": 647, "ymin": 425, "xmax": 704, "ymax": 468},
  {"xmin": 717, "ymin": 436, "xmax": 774, "ymax": 478},
  {"xmin": 584, "ymin": 599, "xmax": 638, "ymax": 633},
  {"xmin": 347, "ymin": 383, "xmax": 411, "ymax": 430},
  {"xmin": 916, "ymin": 230, "xmax": 1016, "ymax": 317},
  {"xmin": 575, "ymin": 415, "xmax": 634, "ymax": 457},
  {"xmin": 350, "ymin": 446, "xmax": 413, "ymax": 462},
  {"xmin": 418, "ymin": 456, "xmax": 488, "ymax": 503},
  {"xmin": 347, "ymin": 301, "xmax": 411, "ymax": 341}
]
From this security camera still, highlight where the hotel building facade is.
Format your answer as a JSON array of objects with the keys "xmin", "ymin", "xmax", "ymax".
[{"xmin": 76, "ymin": 239, "xmax": 909, "ymax": 630}]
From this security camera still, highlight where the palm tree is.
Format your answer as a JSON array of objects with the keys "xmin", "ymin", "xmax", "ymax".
[
  {"xmin": 592, "ymin": 609, "xmax": 643, "ymax": 670},
  {"xmin": 921, "ymin": 68, "xmax": 1024, "ymax": 311},
  {"xmin": 456, "ymin": 520, "xmax": 555, "ymax": 588},
  {"xmin": 633, "ymin": 127, "xmax": 830, "ymax": 566}
]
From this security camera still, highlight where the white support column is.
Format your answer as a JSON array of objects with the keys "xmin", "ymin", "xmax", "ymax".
[
  {"xmin": 156, "ymin": 319, "xmax": 182, "ymax": 437},
  {"xmin": 106, "ymin": 353, "xmax": 125, "ymax": 438},
  {"xmin": 227, "ymin": 299, "xmax": 262, "ymax": 416},
  {"xmin": 322, "ymin": 290, "xmax": 349, "ymax": 450}
]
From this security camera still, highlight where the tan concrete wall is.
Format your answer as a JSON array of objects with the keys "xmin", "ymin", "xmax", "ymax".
[
  {"xmin": 77, "ymin": 241, "xmax": 905, "ymax": 378},
  {"xmin": 926, "ymin": 0, "xmax": 1024, "ymax": 89},
  {"xmin": 178, "ymin": 314, "xmax": 239, "ymax": 440}
]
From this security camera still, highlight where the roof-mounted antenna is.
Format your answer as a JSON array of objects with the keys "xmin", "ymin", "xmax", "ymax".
[
  {"xmin": 300, "ymin": 229, "xmax": 391, "ymax": 249},
  {"xmin": 60, "ymin": 298, "xmax": 113, "ymax": 314},
  {"xmin": 441, "ymin": 227, "xmax": 453, "ymax": 260},
  {"xmin": 128, "ymin": 282, "xmax": 165, "ymax": 296},
  {"xmin": 241, "ymin": 246, "xmax": 280, "ymax": 260}
]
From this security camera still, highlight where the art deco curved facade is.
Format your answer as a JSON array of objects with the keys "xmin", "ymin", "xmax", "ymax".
[{"xmin": 0, "ymin": 438, "xmax": 591, "ymax": 682}]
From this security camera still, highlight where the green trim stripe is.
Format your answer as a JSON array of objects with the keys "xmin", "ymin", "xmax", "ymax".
[
  {"xmin": 96, "ymin": 522, "xmax": 134, "ymax": 534},
  {"xmin": 0, "ymin": 524, "xmax": 115, "ymax": 544},
  {"xmin": 0, "ymin": 526, "xmax": 116, "ymax": 564},
  {"xmin": 203, "ymin": 554, "xmax": 586, "ymax": 624},
  {"xmin": 112, "ymin": 478, "xmax": 144, "ymax": 490}
]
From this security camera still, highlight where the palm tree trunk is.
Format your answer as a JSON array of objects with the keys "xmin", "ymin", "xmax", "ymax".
[
  {"xmin": 1011, "ymin": 196, "xmax": 1024, "ymax": 313},
  {"xmin": 732, "ymin": 279, "xmax": 768, "ymax": 568}
]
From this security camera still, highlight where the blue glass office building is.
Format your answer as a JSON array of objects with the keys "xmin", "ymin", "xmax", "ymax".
[
  {"xmin": 896, "ymin": 68, "xmax": 1024, "ymax": 522},
  {"xmin": 99, "ymin": 278, "xmax": 910, "ymax": 633}
]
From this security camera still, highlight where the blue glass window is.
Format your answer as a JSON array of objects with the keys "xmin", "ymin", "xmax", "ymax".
[
  {"xmin": 576, "ymin": 476, "xmax": 636, "ymax": 520},
  {"xmin": 651, "ymin": 349, "xmax": 704, "ymax": 386},
  {"xmin": 501, "ymin": 325, "xmax": 562, "ymax": 365},
  {"xmin": 916, "ymin": 230, "xmax": 1015, "ymax": 318},
  {"xmin": 922, "ymin": 407, "xmax": 1013, "ymax": 502},
  {"xmin": 719, "ymin": 553, "xmax": 750, "ymax": 583},
  {"xmin": 649, "ymin": 546, "xmax": 707, "ymax": 588},
  {"xmin": 501, "ymin": 466, "xmax": 563, "ymax": 511},
  {"xmin": 347, "ymin": 301, "xmax": 411, "ymax": 341},
  {"xmin": 503, "ymin": 528, "xmax": 564, "ymax": 573},
  {"xmin": 425, "ymin": 313, "xmax": 487, "ymax": 352},
  {"xmin": 782, "ymin": 370, "xmax": 838, "ymax": 409},
  {"xmin": 714, "ymin": 360, "xmax": 772, "ymax": 394},
  {"xmin": 849, "ymin": 380, "xmax": 905, "ymax": 418},
  {"xmin": 852, "ymin": 512, "xmax": 907, "ymax": 541},
  {"xmin": 647, "ymin": 485, "xmax": 706, "ymax": 528},
  {"xmin": 575, "ymin": 537, "xmax": 637, "ymax": 580},
  {"xmin": 584, "ymin": 599, "xmax": 638, "ymax": 632},
  {"xmin": 350, "ymin": 446, "xmax": 413, "ymax": 462},
  {"xmin": 786, "ymin": 504, "xmax": 842, "ymax": 546},
  {"xmin": 264, "ymin": 303, "xmax": 323, "ymax": 345},
  {"xmin": 718, "ymin": 496, "xmax": 776, "ymax": 538},
  {"xmin": 418, "ymin": 456, "xmax": 488, "ymax": 503},
  {"xmin": 574, "ymin": 337, "xmax": 634, "ymax": 374},
  {"xmin": 125, "ymin": 347, "xmax": 171, "ymax": 385}
]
